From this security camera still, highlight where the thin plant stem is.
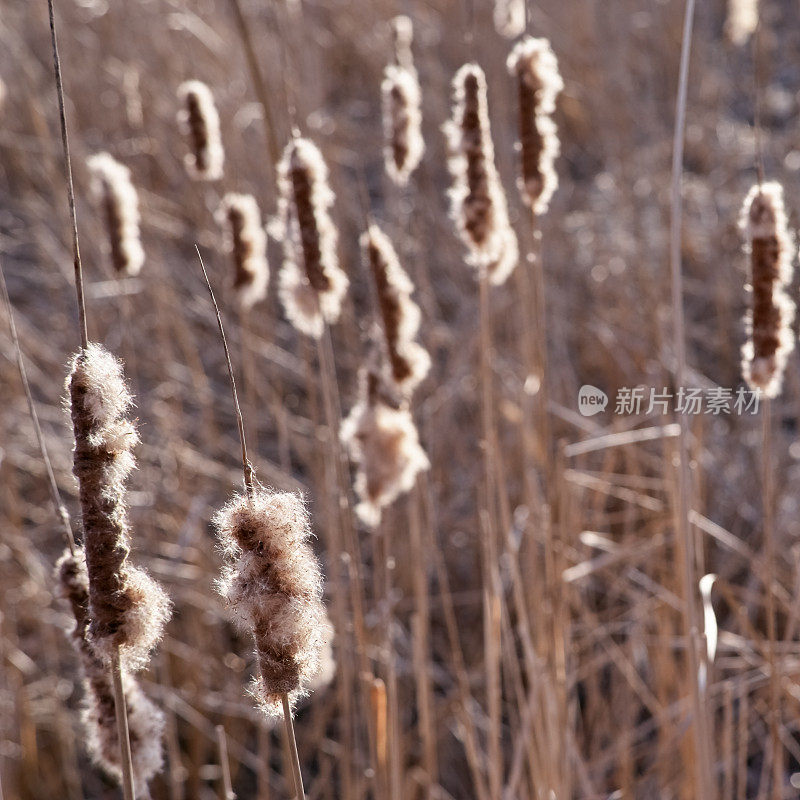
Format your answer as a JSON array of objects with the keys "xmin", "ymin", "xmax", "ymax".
[
  {"xmin": 668, "ymin": 2, "xmax": 712, "ymax": 797},
  {"xmin": 215, "ymin": 725, "xmax": 236, "ymax": 800},
  {"xmin": 478, "ymin": 273, "xmax": 503, "ymax": 800},
  {"xmin": 281, "ymin": 695, "xmax": 306, "ymax": 800},
  {"xmin": 195, "ymin": 246, "xmax": 254, "ymax": 495},
  {"xmin": 46, "ymin": 0, "xmax": 88, "ymax": 350},
  {"xmin": 762, "ymin": 399, "xmax": 781, "ymax": 798},
  {"xmin": 111, "ymin": 648, "xmax": 136, "ymax": 800}
]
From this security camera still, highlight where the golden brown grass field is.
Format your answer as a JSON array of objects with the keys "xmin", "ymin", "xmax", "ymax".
[{"xmin": 2, "ymin": 0, "xmax": 799, "ymax": 798}]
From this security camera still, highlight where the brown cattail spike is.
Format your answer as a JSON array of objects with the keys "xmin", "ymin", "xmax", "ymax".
[
  {"xmin": 87, "ymin": 153, "xmax": 145, "ymax": 276},
  {"xmin": 362, "ymin": 225, "xmax": 430, "ymax": 395},
  {"xmin": 218, "ymin": 193, "xmax": 269, "ymax": 310},
  {"xmin": 382, "ymin": 17, "xmax": 424, "ymax": 185},
  {"xmin": 214, "ymin": 487, "xmax": 329, "ymax": 716},
  {"xmin": 740, "ymin": 182, "xmax": 795, "ymax": 399},
  {"xmin": 444, "ymin": 64, "xmax": 518, "ymax": 286},
  {"xmin": 56, "ymin": 547, "xmax": 166, "ymax": 795},
  {"xmin": 276, "ymin": 137, "xmax": 348, "ymax": 339},
  {"xmin": 67, "ymin": 343, "xmax": 171, "ymax": 670},
  {"xmin": 507, "ymin": 37, "xmax": 563, "ymax": 215},
  {"xmin": 177, "ymin": 80, "xmax": 224, "ymax": 180},
  {"xmin": 341, "ymin": 363, "xmax": 430, "ymax": 527}
]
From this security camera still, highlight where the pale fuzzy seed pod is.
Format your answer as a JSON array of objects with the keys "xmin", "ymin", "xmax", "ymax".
[
  {"xmin": 444, "ymin": 64, "xmax": 519, "ymax": 285},
  {"xmin": 341, "ymin": 367, "xmax": 430, "ymax": 527},
  {"xmin": 218, "ymin": 193, "xmax": 269, "ymax": 310},
  {"xmin": 67, "ymin": 343, "xmax": 171, "ymax": 670},
  {"xmin": 87, "ymin": 153, "xmax": 145, "ymax": 277},
  {"xmin": 726, "ymin": 0, "xmax": 758, "ymax": 46},
  {"xmin": 214, "ymin": 488, "xmax": 329, "ymax": 716},
  {"xmin": 177, "ymin": 80, "xmax": 224, "ymax": 180},
  {"xmin": 507, "ymin": 37, "xmax": 564, "ymax": 215},
  {"xmin": 740, "ymin": 182, "xmax": 796, "ymax": 399},
  {"xmin": 382, "ymin": 66, "xmax": 425, "ymax": 186},
  {"xmin": 362, "ymin": 225, "xmax": 430, "ymax": 395},
  {"xmin": 382, "ymin": 16, "xmax": 424, "ymax": 185},
  {"xmin": 56, "ymin": 548, "xmax": 165, "ymax": 795},
  {"xmin": 276, "ymin": 137, "xmax": 348, "ymax": 338},
  {"xmin": 493, "ymin": 0, "xmax": 526, "ymax": 39}
]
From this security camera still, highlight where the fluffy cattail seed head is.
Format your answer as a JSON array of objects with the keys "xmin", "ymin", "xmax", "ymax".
[
  {"xmin": 493, "ymin": 0, "xmax": 526, "ymax": 39},
  {"xmin": 382, "ymin": 17, "xmax": 424, "ymax": 185},
  {"xmin": 67, "ymin": 343, "xmax": 171, "ymax": 670},
  {"xmin": 444, "ymin": 64, "xmax": 519, "ymax": 285},
  {"xmin": 341, "ymin": 365, "xmax": 430, "ymax": 527},
  {"xmin": 275, "ymin": 137, "xmax": 348, "ymax": 338},
  {"xmin": 740, "ymin": 182, "xmax": 796, "ymax": 399},
  {"xmin": 87, "ymin": 153, "xmax": 145, "ymax": 276},
  {"xmin": 507, "ymin": 37, "xmax": 563, "ymax": 215},
  {"xmin": 214, "ymin": 488, "xmax": 329, "ymax": 716},
  {"xmin": 362, "ymin": 225, "xmax": 430, "ymax": 395},
  {"xmin": 218, "ymin": 193, "xmax": 269, "ymax": 310},
  {"xmin": 56, "ymin": 548, "xmax": 166, "ymax": 795},
  {"xmin": 177, "ymin": 80, "xmax": 224, "ymax": 180},
  {"xmin": 726, "ymin": 0, "xmax": 758, "ymax": 46}
]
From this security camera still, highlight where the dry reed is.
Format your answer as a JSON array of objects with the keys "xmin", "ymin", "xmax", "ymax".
[
  {"xmin": 444, "ymin": 64, "xmax": 518, "ymax": 285},
  {"xmin": 218, "ymin": 193, "xmax": 269, "ymax": 310},
  {"xmin": 67, "ymin": 343, "xmax": 171, "ymax": 670},
  {"xmin": 507, "ymin": 37, "xmax": 563, "ymax": 215},
  {"xmin": 740, "ymin": 182, "xmax": 795, "ymax": 399},
  {"xmin": 177, "ymin": 80, "xmax": 225, "ymax": 181},
  {"xmin": 275, "ymin": 137, "xmax": 348, "ymax": 338},
  {"xmin": 87, "ymin": 152, "xmax": 145, "ymax": 276}
]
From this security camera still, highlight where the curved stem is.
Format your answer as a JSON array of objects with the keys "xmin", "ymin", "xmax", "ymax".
[{"xmin": 281, "ymin": 695, "xmax": 306, "ymax": 800}]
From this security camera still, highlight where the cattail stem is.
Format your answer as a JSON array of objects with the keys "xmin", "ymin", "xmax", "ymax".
[
  {"xmin": 477, "ymin": 274, "xmax": 503, "ymax": 800},
  {"xmin": 195, "ymin": 246, "xmax": 254, "ymax": 495},
  {"xmin": 762, "ymin": 400, "xmax": 782, "ymax": 797},
  {"xmin": 111, "ymin": 648, "xmax": 136, "ymax": 800},
  {"xmin": 47, "ymin": 0, "xmax": 88, "ymax": 350},
  {"xmin": 215, "ymin": 725, "xmax": 235, "ymax": 800},
  {"xmin": 669, "ymin": 3, "xmax": 713, "ymax": 797},
  {"xmin": 281, "ymin": 695, "xmax": 305, "ymax": 800}
]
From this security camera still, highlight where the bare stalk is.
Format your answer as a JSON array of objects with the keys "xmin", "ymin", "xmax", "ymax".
[
  {"xmin": 46, "ymin": 0, "xmax": 88, "ymax": 350},
  {"xmin": 281, "ymin": 695, "xmax": 306, "ymax": 800},
  {"xmin": 762, "ymin": 400, "xmax": 781, "ymax": 797},
  {"xmin": 668, "ymin": 2, "xmax": 713, "ymax": 797},
  {"xmin": 215, "ymin": 725, "xmax": 236, "ymax": 800},
  {"xmin": 111, "ymin": 649, "xmax": 136, "ymax": 800}
]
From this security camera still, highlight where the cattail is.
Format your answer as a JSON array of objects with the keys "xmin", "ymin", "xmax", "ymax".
[
  {"xmin": 87, "ymin": 153, "xmax": 145, "ymax": 276},
  {"xmin": 56, "ymin": 547, "xmax": 165, "ymax": 795},
  {"xmin": 493, "ymin": 0, "xmax": 526, "ymax": 39},
  {"xmin": 507, "ymin": 37, "xmax": 564, "ymax": 215},
  {"xmin": 382, "ymin": 17, "xmax": 424, "ymax": 185},
  {"xmin": 341, "ymin": 365, "xmax": 430, "ymax": 527},
  {"xmin": 444, "ymin": 64, "xmax": 519, "ymax": 286},
  {"xmin": 177, "ymin": 80, "xmax": 224, "ymax": 180},
  {"xmin": 740, "ymin": 182, "xmax": 795, "ymax": 399},
  {"xmin": 217, "ymin": 193, "xmax": 269, "ymax": 310},
  {"xmin": 275, "ymin": 137, "xmax": 348, "ymax": 339},
  {"xmin": 726, "ymin": 0, "xmax": 758, "ymax": 46},
  {"xmin": 67, "ymin": 343, "xmax": 171, "ymax": 670},
  {"xmin": 214, "ymin": 487, "xmax": 329, "ymax": 716},
  {"xmin": 362, "ymin": 224, "xmax": 430, "ymax": 395}
]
